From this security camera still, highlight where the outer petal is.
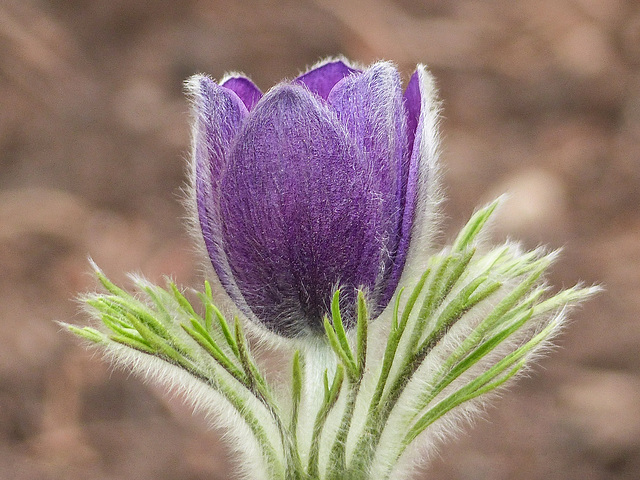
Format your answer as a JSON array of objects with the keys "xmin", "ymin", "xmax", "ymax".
[
  {"xmin": 404, "ymin": 71, "xmax": 421, "ymax": 162},
  {"xmin": 221, "ymin": 76, "xmax": 263, "ymax": 111},
  {"xmin": 327, "ymin": 62, "xmax": 408, "ymax": 313},
  {"xmin": 219, "ymin": 84, "xmax": 382, "ymax": 336},
  {"xmin": 187, "ymin": 75, "xmax": 250, "ymax": 312},
  {"xmin": 296, "ymin": 59, "xmax": 359, "ymax": 99},
  {"xmin": 395, "ymin": 66, "xmax": 441, "ymax": 286}
]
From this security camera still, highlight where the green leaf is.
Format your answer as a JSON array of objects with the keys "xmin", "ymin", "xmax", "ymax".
[
  {"xmin": 170, "ymin": 282, "xmax": 198, "ymax": 319},
  {"xmin": 308, "ymin": 364, "xmax": 345, "ymax": 478},
  {"xmin": 323, "ymin": 315, "xmax": 357, "ymax": 380},
  {"xmin": 65, "ymin": 325, "xmax": 105, "ymax": 343},
  {"xmin": 290, "ymin": 350, "xmax": 303, "ymax": 442},
  {"xmin": 181, "ymin": 320, "xmax": 245, "ymax": 383},
  {"xmin": 356, "ymin": 290, "xmax": 368, "ymax": 376},
  {"xmin": 451, "ymin": 198, "xmax": 500, "ymax": 252}
]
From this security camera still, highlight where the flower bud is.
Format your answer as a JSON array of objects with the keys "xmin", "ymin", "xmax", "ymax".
[{"xmin": 189, "ymin": 59, "xmax": 436, "ymax": 337}]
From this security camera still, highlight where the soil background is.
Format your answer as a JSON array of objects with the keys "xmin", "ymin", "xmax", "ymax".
[{"xmin": 1, "ymin": 1, "xmax": 639, "ymax": 479}]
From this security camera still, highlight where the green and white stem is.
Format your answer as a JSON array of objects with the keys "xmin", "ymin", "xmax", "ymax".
[{"xmin": 64, "ymin": 199, "xmax": 598, "ymax": 480}]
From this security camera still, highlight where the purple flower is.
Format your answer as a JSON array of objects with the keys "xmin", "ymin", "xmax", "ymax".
[{"xmin": 189, "ymin": 59, "xmax": 437, "ymax": 337}]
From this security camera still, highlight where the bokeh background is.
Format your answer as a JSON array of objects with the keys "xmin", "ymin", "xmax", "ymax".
[{"xmin": 1, "ymin": 0, "xmax": 639, "ymax": 479}]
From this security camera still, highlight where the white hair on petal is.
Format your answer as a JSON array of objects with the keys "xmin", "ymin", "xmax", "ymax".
[
  {"xmin": 298, "ymin": 55, "xmax": 362, "ymax": 78},
  {"xmin": 396, "ymin": 64, "xmax": 445, "ymax": 292}
]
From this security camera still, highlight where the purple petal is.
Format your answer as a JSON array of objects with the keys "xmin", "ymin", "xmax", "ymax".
[
  {"xmin": 372, "ymin": 69, "xmax": 422, "ymax": 306},
  {"xmin": 327, "ymin": 62, "xmax": 408, "ymax": 313},
  {"xmin": 296, "ymin": 60, "xmax": 360, "ymax": 99},
  {"xmin": 389, "ymin": 66, "xmax": 437, "ymax": 302},
  {"xmin": 218, "ymin": 84, "xmax": 383, "ymax": 336},
  {"xmin": 404, "ymin": 71, "xmax": 421, "ymax": 160},
  {"xmin": 188, "ymin": 75, "xmax": 250, "ymax": 311},
  {"xmin": 222, "ymin": 76, "xmax": 263, "ymax": 111}
]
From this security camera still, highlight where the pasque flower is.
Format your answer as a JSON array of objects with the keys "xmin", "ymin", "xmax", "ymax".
[
  {"xmin": 68, "ymin": 57, "xmax": 597, "ymax": 480},
  {"xmin": 189, "ymin": 59, "xmax": 435, "ymax": 337}
]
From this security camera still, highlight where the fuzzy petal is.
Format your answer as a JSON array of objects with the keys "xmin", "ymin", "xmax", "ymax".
[
  {"xmin": 395, "ymin": 66, "xmax": 441, "ymax": 285},
  {"xmin": 296, "ymin": 60, "xmax": 359, "ymax": 99},
  {"xmin": 222, "ymin": 76, "xmax": 263, "ymax": 111},
  {"xmin": 188, "ymin": 75, "xmax": 249, "ymax": 310},
  {"xmin": 327, "ymin": 62, "xmax": 408, "ymax": 312},
  {"xmin": 219, "ymin": 84, "xmax": 383, "ymax": 336},
  {"xmin": 404, "ymin": 71, "xmax": 421, "ymax": 160},
  {"xmin": 369, "ymin": 69, "xmax": 425, "ymax": 307}
]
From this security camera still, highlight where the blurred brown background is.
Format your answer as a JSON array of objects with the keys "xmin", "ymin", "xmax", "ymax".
[{"xmin": 1, "ymin": 0, "xmax": 639, "ymax": 479}]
